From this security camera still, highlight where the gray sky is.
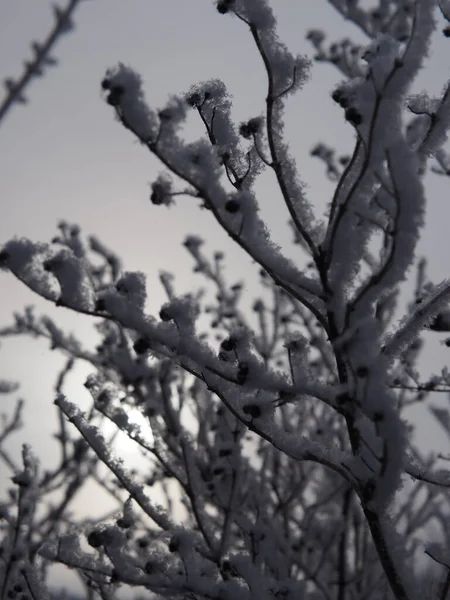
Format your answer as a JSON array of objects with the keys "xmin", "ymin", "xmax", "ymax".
[{"xmin": 0, "ymin": 1, "xmax": 449, "ymax": 593}]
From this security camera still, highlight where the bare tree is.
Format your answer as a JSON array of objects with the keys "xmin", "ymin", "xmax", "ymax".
[{"xmin": 2, "ymin": 1, "xmax": 450, "ymax": 599}]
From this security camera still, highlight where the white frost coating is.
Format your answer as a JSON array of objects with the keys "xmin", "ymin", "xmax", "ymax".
[
  {"xmin": 350, "ymin": 139, "xmax": 425, "ymax": 322},
  {"xmin": 362, "ymin": 34, "xmax": 401, "ymax": 89},
  {"xmin": 115, "ymin": 271, "xmax": 147, "ymax": 311},
  {"xmin": 233, "ymin": 0, "xmax": 276, "ymax": 31},
  {"xmin": 408, "ymin": 91, "xmax": 441, "ymax": 117},
  {"xmin": 219, "ymin": 188, "xmax": 323, "ymax": 301},
  {"xmin": 383, "ymin": 279, "xmax": 450, "ymax": 359},
  {"xmin": 2, "ymin": 3, "xmax": 448, "ymax": 597},
  {"xmin": 186, "ymin": 80, "xmax": 240, "ymax": 153},
  {"xmin": 327, "ymin": 0, "xmax": 435, "ymax": 306},
  {"xmin": 20, "ymin": 565, "xmax": 50, "ymax": 600},
  {"xmin": 55, "ymin": 394, "xmax": 173, "ymax": 531},
  {"xmin": 227, "ymin": 0, "xmax": 321, "ymax": 247},
  {"xmin": 270, "ymin": 132, "xmax": 324, "ymax": 246},
  {"xmin": 335, "ymin": 314, "xmax": 409, "ymax": 509},
  {"xmin": 0, "ymin": 238, "xmax": 58, "ymax": 301},
  {"xmin": 418, "ymin": 82, "xmax": 450, "ymax": 161},
  {"xmin": 104, "ymin": 63, "xmax": 158, "ymax": 140},
  {"xmin": 43, "ymin": 248, "xmax": 96, "ymax": 311}
]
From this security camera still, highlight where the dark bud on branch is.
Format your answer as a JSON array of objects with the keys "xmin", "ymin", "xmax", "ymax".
[
  {"xmin": 217, "ymin": 0, "xmax": 235, "ymax": 14},
  {"xmin": 243, "ymin": 404, "xmax": 261, "ymax": 418},
  {"xmin": 252, "ymin": 300, "xmax": 264, "ymax": 312},
  {"xmin": 220, "ymin": 337, "xmax": 236, "ymax": 352},
  {"xmin": 239, "ymin": 117, "xmax": 262, "ymax": 139},
  {"xmin": 133, "ymin": 337, "xmax": 151, "ymax": 355},
  {"xmin": 106, "ymin": 85, "xmax": 125, "ymax": 107},
  {"xmin": 87, "ymin": 528, "xmax": 113, "ymax": 549},
  {"xmin": 87, "ymin": 529, "xmax": 104, "ymax": 548},
  {"xmin": 158, "ymin": 108, "xmax": 173, "ymax": 121},
  {"xmin": 332, "ymin": 88, "xmax": 346, "ymax": 106},
  {"xmin": 116, "ymin": 517, "xmax": 132, "ymax": 529},
  {"xmin": 225, "ymin": 199, "xmax": 240, "ymax": 213},
  {"xmin": 150, "ymin": 182, "xmax": 169, "ymax": 205},
  {"xmin": 0, "ymin": 249, "xmax": 10, "ymax": 266},
  {"xmin": 345, "ymin": 107, "xmax": 362, "ymax": 125},
  {"xmin": 159, "ymin": 306, "xmax": 173, "ymax": 321},
  {"xmin": 95, "ymin": 298, "xmax": 106, "ymax": 312},
  {"xmin": 168, "ymin": 536, "xmax": 180, "ymax": 553},
  {"xmin": 186, "ymin": 92, "xmax": 202, "ymax": 107}
]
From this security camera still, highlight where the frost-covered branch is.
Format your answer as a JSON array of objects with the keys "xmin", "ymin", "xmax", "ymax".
[{"xmin": 2, "ymin": 1, "xmax": 450, "ymax": 599}]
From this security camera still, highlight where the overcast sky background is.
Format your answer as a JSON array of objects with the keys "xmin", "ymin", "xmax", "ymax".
[{"xmin": 0, "ymin": 1, "xmax": 449, "ymax": 593}]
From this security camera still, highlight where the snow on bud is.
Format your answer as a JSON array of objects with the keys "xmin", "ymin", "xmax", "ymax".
[
  {"xmin": 407, "ymin": 91, "xmax": 439, "ymax": 118},
  {"xmin": 186, "ymin": 91, "xmax": 202, "ymax": 107},
  {"xmin": 12, "ymin": 470, "xmax": 32, "ymax": 488},
  {"xmin": 0, "ymin": 238, "xmax": 58, "ymax": 301},
  {"xmin": 87, "ymin": 526, "xmax": 116, "ymax": 549},
  {"xmin": 306, "ymin": 29, "xmax": 325, "ymax": 46},
  {"xmin": 331, "ymin": 78, "xmax": 372, "ymax": 129},
  {"xmin": 159, "ymin": 295, "xmax": 200, "ymax": 335},
  {"xmin": 217, "ymin": 0, "xmax": 235, "ymax": 14},
  {"xmin": 150, "ymin": 174, "xmax": 173, "ymax": 206},
  {"xmin": 362, "ymin": 34, "xmax": 402, "ymax": 88},
  {"xmin": 183, "ymin": 236, "xmax": 205, "ymax": 266},
  {"xmin": 232, "ymin": 0, "xmax": 276, "ymax": 31},
  {"xmin": 157, "ymin": 95, "xmax": 188, "ymax": 136},
  {"xmin": 43, "ymin": 249, "xmax": 95, "ymax": 311},
  {"xmin": 115, "ymin": 271, "xmax": 147, "ymax": 311},
  {"xmin": 239, "ymin": 117, "xmax": 263, "ymax": 139},
  {"xmin": 185, "ymin": 80, "xmax": 240, "ymax": 154},
  {"xmin": 102, "ymin": 63, "xmax": 157, "ymax": 140},
  {"xmin": 166, "ymin": 528, "xmax": 195, "ymax": 559}
]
